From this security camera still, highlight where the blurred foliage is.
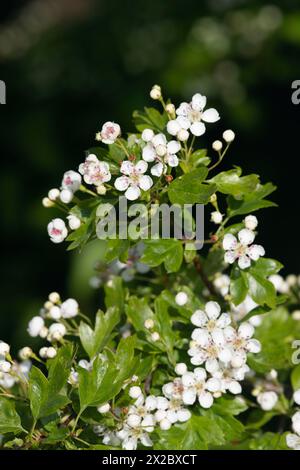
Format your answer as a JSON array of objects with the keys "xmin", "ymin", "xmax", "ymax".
[{"xmin": 1, "ymin": 0, "xmax": 300, "ymax": 347}]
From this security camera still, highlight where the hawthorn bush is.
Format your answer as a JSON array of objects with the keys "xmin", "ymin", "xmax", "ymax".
[{"xmin": 1, "ymin": 86, "xmax": 300, "ymax": 451}]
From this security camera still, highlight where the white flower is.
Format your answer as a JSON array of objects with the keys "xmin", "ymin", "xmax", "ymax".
[
  {"xmin": 97, "ymin": 403, "xmax": 111, "ymax": 414},
  {"xmin": 257, "ymin": 391, "xmax": 278, "ymax": 411},
  {"xmin": 117, "ymin": 424, "xmax": 152, "ymax": 450},
  {"xmin": 79, "ymin": 154, "xmax": 111, "ymax": 186},
  {"xmin": 47, "ymin": 218, "xmax": 68, "ymax": 244},
  {"xmin": 175, "ymin": 363, "xmax": 188, "ymax": 376},
  {"xmin": 224, "ymin": 322, "xmax": 261, "ymax": 367},
  {"xmin": 167, "ymin": 93, "xmax": 219, "ymax": 139},
  {"xmin": 48, "ymin": 292, "xmax": 60, "ymax": 304},
  {"xmin": 231, "ymin": 296, "xmax": 261, "ymax": 327},
  {"xmin": 67, "ymin": 214, "xmax": 81, "ymax": 230},
  {"xmin": 129, "ymin": 386, "xmax": 143, "ymax": 399},
  {"xmin": 48, "ymin": 188, "xmax": 60, "ymax": 201},
  {"xmin": 175, "ymin": 292, "xmax": 188, "ymax": 306},
  {"xmin": 223, "ymin": 129, "xmax": 235, "ymax": 143},
  {"xmin": 18, "ymin": 347, "xmax": 33, "ymax": 360},
  {"xmin": 269, "ymin": 274, "xmax": 289, "ymax": 294},
  {"xmin": 213, "ymin": 274, "xmax": 230, "ymax": 296},
  {"xmin": 212, "ymin": 140, "xmax": 223, "ymax": 152},
  {"xmin": 60, "ymin": 188, "xmax": 74, "ymax": 204},
  {"xmin": 48, "ymin": 305, "xmax": 61, "ymax": 320},
  {"xmin": 223, "ymin": 229, "xmax": 265, "ymax": 269},
  {"xmin": 48, "ymin": 323, "xmax": 66, "ymax": 342},
  {"xmin": 212, "ymin": 363, "xmax": 249, "ymax": 395},
  {"xmin": 144, "ymin": 318, "xmax": 154, "ymax": 329},
  {"xmin": 27, "ymin": 316, "xmax": 45, "ymax": 337},
  {"xmin": 150, "ymin": 85, "xmax": 161, "ymax": 100},
  {"xmin": 0, "ymin": 361, "xmax": 11, "ymax": 373},
  {"xmin": 61, "ymin": 170, "xmax": 82, "ymax": 192},
  {"xmin": 292, "ymin": 411, "xmax": 300, "ymax": 434},
  {"xmin": 39, "ymin": 346, "xmax": 57, "ymax": 359},
  {"xmin": 181, "ymin": 369, "xmax": 217, "ymax": 408},
  {"xmin": 142, "ymin": 132, "xmax": 180, "ymax": 176},
  {"xmin": 244, "ymin": 215, "xmax": 258, "ymax": 231},
  {"xmin": 191, "ymin": 301, "xmax": 231, "ymax": 333},
  {"xmin": 97, "ymin": 122, "xmax": 121, "ymax": 144},
  {"xmin": 0, "ymin": 341, "xmax": 10, "ymax": 357},
  {"xmin": 286, "ymin": 433, "xmax": 300, "ymax": 450},
  {"xmin": 294, "ymin": 389, "xmax": 300, "ymax": 405},
  {"xmin": 114, "ymin": 160, "xmax": 153, "ymax": 201},
  {"xmin": 211, "ymin": 211, "xmax": 223, "ymax": 224},
  {"xmin": 60, "ymin": 298, "xmax": 79, "ymax": 318},
  {"xmin": 151, "ymin": 332, "xmax": 160, "ymax": 342}
]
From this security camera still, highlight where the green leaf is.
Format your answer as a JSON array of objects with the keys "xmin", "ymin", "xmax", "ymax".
[
  {"xmin": 0, "ymin": 398, "xmax": 24, "ymax": 435},
  {"xmin": 133, "ymin": 107, "xmax": 168, "ymax": 132},
  {"xmin": 105, "ymin": 239, "xmax": 130, "ymax": 263},
  {"xmin": 104, "ymin": 276, "xmax": 124, "ymax": 313},
  {"xmin": 29, "ymin": 367, "xmax": 49, "ymax": 420},
  {"xmin": 189, "ymin": 149, "xmax": 211, "ymax": 169},
  {"xmin": 29, "ymin": 366, "xmax": 70, "ymax": 420},
  {"xmin": 155, "ymin": 296, "xmax": 177, "ymax": 364},
  {"xmin": 141, "ymin": 239, "xmax": 183, "ymax": 273},
  {"xmin": 230, "ymin": 267, "xmax": 248, "ymax": 306},
  {"xmin": 155, "ymin": 415, "xmax": 208, "ymax": 450},
  {"xmin": 250, "ymin": 258, "xmax": 283, "ymax": 277},
  {"xmin": 209, "ymin": 168, "xmax": 259, "ymax": 197},
  {"xmin": 126, "ymin": 296, "xmax": 155, "ymax": 332},
  {"xmin": 168, "ymin": 168, "xmax": 216, "ymax": 205},
  {"xmin": 228, "ymin": 182, "xmax": 277, "ymax": 217},
  {"xmin": 78, "ymin": 356, "xmax": 109, "ymax": 411},
  {"xmin": 291, "ymin": 364, "xmax": 300, "ymax": 391},
  {"xmin": 79, "ymin": 307, "xmax": 120, "ymax": 359},
  {"xmin": 47, "ymin": 344, "xmax": 73, "ymax": 396},
  {"xmin": 246, "ymin": 272, "xmax": 276, "ymax": 308}
]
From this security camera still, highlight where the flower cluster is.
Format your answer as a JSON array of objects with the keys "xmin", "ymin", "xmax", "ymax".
[
  {"xmin": 141, "ymin": 130, "xmax": 180, "ymax": 176},
  {"xmin": 187, "ymin": 301, "xmax": 261, "ymax": 399},
  {"xmin": 0, "ymin": 341, "xmax": 32, "ymax": 389},
  {"xmin": 223, "ymin": 216, "xmax": 265, "ymax": 270}
]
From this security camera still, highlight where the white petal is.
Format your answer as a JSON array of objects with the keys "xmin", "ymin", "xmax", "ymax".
[
  {"xmin": 152, "ymin": 133, "xmax": 167, "ymax": 147},
  {"xmin": 176, "ymin": 102, "xmax": 190, "ymax": 117},
  {"xmin": 140, "ymin": 434, "xmax": 153, "ymax": 447},
  {"xmin": 181, "ymin": 372, "xmax": 196, "ymax": 387},
  {"xmin": 238, "ymin": 228, "xmax": 255, "ymax": 246},
  {"xmin": 141, "ymin": 128, "xmax": 154, "ymax": 142},
  {"xmin": 142, "ymin": 144, "xmax": 156, "ymax": 162},
  {"xmin": 286, "ymin": 433, "xmax": 300, "ymax": 450},
  {"xmin": 216, "ymin": 313, "xmax": 231, "ymax": 328},
  {"xmin": 125, "ymin": 185, "xmax": 141, "ymax": 201},
  {"xmin": 191, "ymin": 310, "xmax": 207, "ymax": 327},
  {"xmin": 247, "ymin": 244, "xmax": 265, "ymax": 261},
  {"xmin": 225, "ymin": 251, "xmax": 237, "ymax": 264},
  {"xmin": 206, "ymin": 378, "xmax": 221, "ymax": 393},
  {"xmin": 199, "ymin": 391, "xmax": 213, "ymax": 408},
  {"xmin": 167, "ymin": 119, "xmax": 181, "ymax": 136},
  {"xmin": 238, "ymin": 322, "xmax": 254, "ymax": 339},
  {"xmin": 205, "ymin": 301, "xmax": 221, "ymax": 319},
  {"xmin": 191, "ymin": 93, "xmax": 207, "ymax": 111},
  {"xmin": 182, "ymin": 389, "xmax": 197, "ymax": 405},
  {"xmin": 238, "ymin": 255, "xmax": 251, "ymax": 270},
  {"xmin": 135, "ymin": 160, "xmax": 148, "ymax": 174},
  {"xmin": 114, "ymin": 176, "xmax": 129, "ymax": 191},
  {"xmin": 176, "ymin": 115, "xmax": 191, "ymax": 130},
  {"xmin": 121, "ymin": 161, "xmax": 134, "ymax": 175},
  {"xmin": 165, "ymin": 154, "xmax": 179, "ymax": 167},
  {"xmin": 211, "ymin": 329, "xmax": 225, "ymax": 346},
  {"xmin": 167, "ymin": 140, "xmax": 181, "ymax": 154},
  {"xmin": 139, "ymin": 175, "xmax": 153, "ymax": 191},
  {"xmin": 246, "ymin": 339, "xmax": 261, "ymax": 354},
  {"xmin": 191, "ymin": 328, "xmax": 210, "ymax": 347},
  {"xmin": 223, "ymin": 233, "xmax": 238, "ymax": 250},
  {"xmin": 193, "ymin": 367, "xmax": 207, "ymax": 381},
  {"xmin": 228, "ymin": 380, "xmax": 242, "ymax": 395},
  {"xmin": 201, "ymin": 108, "xmax": 220, "ymax": 123},
  {"xmin": 190, "ymin": 121, "xmax": 206, "ymax": 136},
  {"xmin": 293, "ymin": 389, "xmax": 300, "ymax": 405},
  {"xmin": 218, "ymin": 347, "xmax": 232, "ymax": 363},
  {"xmin": 151, "ymin": 162, "xmax": 164, "ymax": 177},
  {"xmin": 205, "ymin": 359, "xmax": 219, "ymax": 374},
  {"xmin": 176, "ymin": 409, "xmax": 191, "ymax": 422}
]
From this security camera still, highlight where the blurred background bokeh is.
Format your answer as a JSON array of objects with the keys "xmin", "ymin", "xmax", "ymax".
[{"xmin": 1, "ymin": 0, "xmax": 300, "ymax": 350}]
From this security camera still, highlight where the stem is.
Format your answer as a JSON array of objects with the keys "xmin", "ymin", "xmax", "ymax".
[
  {"xmin": 208, "ymin": 143, "xmax": 230, "ymax": 172},
  {"xmin": 193, "ymin": 256, "xmax": 218, "ymax": 298}
]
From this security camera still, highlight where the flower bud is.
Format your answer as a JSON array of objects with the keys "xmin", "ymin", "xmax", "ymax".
[
  {"xmin": 60, "ymin": 189, "xmax": 74, "ymax": 204},
  {"xmin": 244, "ymin": 215, "xmax": 258, "ymax": 231},
  {"xmin": 257, "ymin": 391, "xmax": 278, "ymax": 411},
  {"xmin": 44, "ymin": 301, "xmax": 53, "ymax": 310},
  {"xmin": 141, "ymin": 129, "xmax": 154, "ymax": 142},
  {"xmin": 97, "ymin": 403, "xmax": 111, "ymax": 414},
  {"xmin": 48, "ymin": 188, "xmax": 60, "ymax": 201},
  {"xmin": 293, "ymin": 389, "xmax": 300, "ymax": 405},
  {"xmin": 211, "ymin": 211, "xmax": 223, "ymax": 224},
  {"xmin": 175, "ymin": 363, "xmax": 188, "ymax": 376},
  {"xmin": 144, "ymin": 318, "xmax": 154, "ymax": 330},
  {"xmin": 150, "ymin": 85, "xmax": 161, "ymax": 100},
  {"xmin": 49, "ymin": 305, "xmax": 61, "ymax": 320},
  {"xmin": 210, "ymin": 193, "xmax": 217, "ymax": 203},
  {"xmin": 39, "ymin": 326, "xmax": 49, "ymax": 338},
  {"xmin": 28, "ymin": 316, "xmax": 45, "ymax": 337},
  {"xmin": 0, "ymin": 341, "xmax": 10, "ymax": 357},
  {"xmin": 129, "ymin": 386, "xmax": 142, "ymax": 399},
  {"xmin": 47, "ymin": 347, "xmax": 57, "ymax": 359},
  {"xmin": 223, "ymin": 129, "xmax": 235, "ymax": 143},
  {"xmin": 96, "ymin": 184, "xmax": 107, "ymax": 195},
  {"xmin": 175, "ymin": 292, "xmax": 188, "ymax": 306},
  {"xmin": 0, "ymin": 360, "xmax": 11, "ymax": 373},
  {"xmin": 212, "ymin": 140, "xmax": 223, "ymax": 152},
  {"xmin": 42, "ymin": 197, "xmax": 54, "ymax": 208},
  {"xmin": 165, "ymin": 103, "xmax": 175, "ymax": 115},
  {"xmin": 19, "ymin": 347, "xmax": 33, "ymax": 360},
  {"xmin": 177, "ymin": 129, "xmax": 189, "ymax": 142},
  {"xmin": 48, "ymin": 292, "xmax": 60, "ymax": 304},
  {"xmin": 67, "ymin": 214, "xmax": 81, "ymax": 230},
  {"xmin": 151, "ymin": 332, "xmax": 160, "ymax": 342}
]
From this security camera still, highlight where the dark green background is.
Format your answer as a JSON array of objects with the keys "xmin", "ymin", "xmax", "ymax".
[{"xmin": 1, "ymin": 0, "xmax": 300, "ymax": 349}]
